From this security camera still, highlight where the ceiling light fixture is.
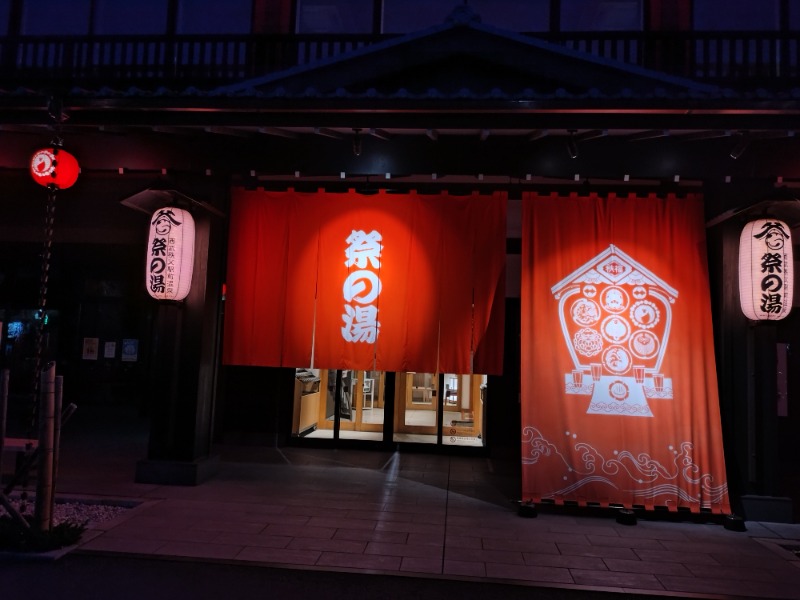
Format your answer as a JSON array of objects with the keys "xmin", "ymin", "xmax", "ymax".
[{"xmin": 566, "ymin": 130, "xmax": 579, "ymax": 159}]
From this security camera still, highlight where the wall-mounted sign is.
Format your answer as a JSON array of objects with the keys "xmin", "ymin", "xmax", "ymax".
[
  {"xmin": 146, "ymin": 207, "xmax": 195, "ymax": 301},
  {"xmin": 739, "ymin": 219, "xmax": 793, "ymax": 321}
]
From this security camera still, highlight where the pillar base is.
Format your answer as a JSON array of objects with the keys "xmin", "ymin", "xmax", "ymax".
[
  {"xmin": 740, "ymin": 495, "xmax": 793, "ymax": 523},
  {"xmin": 135, "ymin": 455, "xmax": 220, "ymax": 486}
]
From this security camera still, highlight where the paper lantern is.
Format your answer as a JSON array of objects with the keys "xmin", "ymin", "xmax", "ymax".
[
  {"xmin": 30, "ymin": 147, "xmax": 80, "ymax": 189},
  {"xmin": 146, "ymin": 207, "xmax": 195, "ymax": 301},
  {"xmin": 739, "ymin": 219, "xmax": 793, "ymax": 320}
]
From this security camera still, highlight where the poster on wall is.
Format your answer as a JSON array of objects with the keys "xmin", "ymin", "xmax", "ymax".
[
  {"xmin": 121, "ymin": 339, "xmax": 138, "ymax": 362},
  {"xmin": 520, "ymin": 192, "xmax": 730, "ymax": 513},
  {"xmin": 82, "ymin": 337, "xmax": 99, "ymax": 361}
]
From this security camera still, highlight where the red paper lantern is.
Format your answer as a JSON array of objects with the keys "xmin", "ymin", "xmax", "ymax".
[{"xmin": 30, "ymin": 147, "xmax": 79, "ymax": 189}]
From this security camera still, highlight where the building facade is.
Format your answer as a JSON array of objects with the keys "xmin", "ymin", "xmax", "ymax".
[{"xmin": 0, "ymin": 0, "xmax": 798, "ymax": 521}]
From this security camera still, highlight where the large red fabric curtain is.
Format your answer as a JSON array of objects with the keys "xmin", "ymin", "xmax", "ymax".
[
  {"xmin": 223, "ymin": 188, "xmax": 506, "ymax": 374},
  {"xmin": 520, "ymin": 192, "xmax": 730, "ymax": 513}
]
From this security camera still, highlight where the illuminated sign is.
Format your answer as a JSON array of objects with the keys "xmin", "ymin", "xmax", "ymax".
[
  {"xmin": 146, "ymin": 207, "xmax": 195, "ymax": 301},
  {"xmin": 739, "ymin": 219, "xmax": 793, "ymax": 321}
]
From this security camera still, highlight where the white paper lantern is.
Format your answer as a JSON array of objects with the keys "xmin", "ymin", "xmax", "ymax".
[
  {"xmin": 146, "ymin": 207, "xmax": 195, "ymax": 301},
  {"xmin": 739, "ymin": 218, "xmax": 793, "ymax": 320}
]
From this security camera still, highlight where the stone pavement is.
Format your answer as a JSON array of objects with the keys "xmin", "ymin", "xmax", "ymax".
[{"xmin": 10, "ymin": 404, "xmax": 800, "ymax": 599}]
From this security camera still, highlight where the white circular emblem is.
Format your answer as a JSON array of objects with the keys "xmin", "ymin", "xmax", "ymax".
[
  {"xmin": 31, "ymin": 149, "xmax": 56, "ymax": 179},
  {"xmin": 600, "ymin": 286, "xmax": 629, "ymax": 313},
  {"xmin": 630, "ymin": 300, "xmax": 660, "ymax": 329},
  {"xmin": 601, "ymin": 315, "xmax": 631, "ymax": 344},
  {"xmin": 571, "ymin": 298, "xmax": 600, "ymax": 326},
  {"xmin": 629, "ymin": 330, "xmax": 660, "ymax": 359},
  {"xmin": 608, "ymin": 380, "xmax": 630, "ymax": 401},
  {"xmin": 602, "ymin": 345, "xmax": 631, "ymax": 374}
]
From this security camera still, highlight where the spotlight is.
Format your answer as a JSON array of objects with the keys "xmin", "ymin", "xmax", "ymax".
[
  {"xmin": 352, "ymin": 128, "xmax": 362, "ymax": 157},
  {"xmin": 729, "ymin": 133, "xmax": 749, "ymax": 160},
  {"xmin": 566, "ymin": 130, "xmax": 579, "ymax": 159}
]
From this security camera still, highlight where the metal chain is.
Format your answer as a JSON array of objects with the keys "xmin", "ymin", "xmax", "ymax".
[{"xmin": 29, "ymin": 185, "xmax": 57, "ymax": 434}]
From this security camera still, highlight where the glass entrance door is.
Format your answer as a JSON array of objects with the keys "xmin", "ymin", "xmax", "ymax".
[
  {"xmin": 394, "ymin": 372, "xmax": 439, "ymax": 443},
  {"xmin": 292, "ymin": 368, "xmax": 385, "ymax": 441}
]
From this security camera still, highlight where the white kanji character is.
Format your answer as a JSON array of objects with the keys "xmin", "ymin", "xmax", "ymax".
[
  {"xmin": 343, "ymin": 270, "xmax": 381, "ymax": 304},
  {"xmin": 341, "ymin": 304, "xmax": 380, "ymax": 343},
  {"xmin": 344, "ymin": 230, "xmax": 382, "ymax": 269}
]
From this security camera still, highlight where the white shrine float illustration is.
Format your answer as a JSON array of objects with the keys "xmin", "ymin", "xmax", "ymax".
[{"xmin": 551, "ymin": 245, "xmax": 677, "ymax": 417}]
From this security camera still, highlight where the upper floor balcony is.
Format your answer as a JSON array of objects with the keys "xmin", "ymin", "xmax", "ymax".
[{"xmin": 1, "ymin": 29, "xmax": 798, "ymax": 93}]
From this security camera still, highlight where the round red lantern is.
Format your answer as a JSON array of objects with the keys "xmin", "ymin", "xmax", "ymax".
[{"xmin": 30, "ymin": 147, "xmax": 79, "ymax": 189}]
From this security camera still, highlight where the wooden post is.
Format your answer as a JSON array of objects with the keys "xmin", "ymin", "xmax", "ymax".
[
  {"xmin": 0, "ymin": 369, "xmax": 8, "ymax": 462},
  {"xmin": 34, "ymin": 362, "xmax": 56, "ymax": 533},
  {"xmin": 49, "ymin": 375, "xmax": 63, "ymax": 526}
]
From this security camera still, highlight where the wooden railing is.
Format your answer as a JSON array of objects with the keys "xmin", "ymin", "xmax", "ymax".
[{"xmin": 0, "ymin": 30, "xmax": 798, "ymax": 90}]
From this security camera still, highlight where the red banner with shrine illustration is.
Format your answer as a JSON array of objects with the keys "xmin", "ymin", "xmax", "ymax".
[
  {"xmin": 520, "ymin": 192, "xmax": 730, "ymax": 513},
  {"xmin": 222, "ymin": 188, "xmax": 506, "ymax": 374}
]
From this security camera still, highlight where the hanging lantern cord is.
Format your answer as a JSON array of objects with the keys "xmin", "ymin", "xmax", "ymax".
[{"xmin": 29, "ymin": 184, "xmax": 57, "ymax": 434}]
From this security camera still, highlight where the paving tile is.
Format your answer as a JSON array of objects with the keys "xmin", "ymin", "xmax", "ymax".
[
  {"xmin": 375, "ymin": 521, "xmax": 445, "ymax": 535},
  {"xmin": 236, "ymin": 545, "xmax": 321, "ymax": 566},
  {"xmin": 760, "ymin": 523, "xmax": 800, "ymax": 540},
  {"xmin": 288, "ymin": 537, "xmax": 367, "ymax": 554},
  {"xmin": 406, "ymin": 531, "xmax": 446, "ymax": 546},
  {"xmin": 484, "ymin": 562, "xmax": 574, "ymax": 584},
  {"xmin": 660, "ymin": 539, "xmax": 778, "ymax": 556},
  {"xmin": 557, "ymin": 543, "xmax": 638, "ymax": 560},
  {"xmin": 79, "ymin": 535, "xmax": 165, "ymax": 554},
  {"xmin": 306, "ymin": 516, "xmax": 377, "ymax": 530},
  {"xmin": 444, "ymin": 546, "xmax": 525, "ymax": 564},
  {"xmin": 523, "ymin": 552, "xmax": 607, "ymax": 570},
  {"xmin": 482, "ymin": 538, "xmax": 560, "ymax": 554},
  {"xmin": 400, "ymin": 556, "xmax": 444, "ymax": 574},
  {"xmin": 444, "ymin": 534, "xmax": 483, "ymax": 549},
  {"xmin": 365, "ymin": 541, "xmax": 443, "ymax": 558},
  {"xmin": 154, "ymin": 541, "xmax": 244, "ymax": 560},
  {"xmin": 570, "ymin": 568, "xmax": 665, "ymax": 590},
  {"xmin": 213, "ymin": 532, "xmax": 292, "ymax": 548},
  {"xmin": 333, "ymin": 528, "xmax": 408, "ymax": 544},
  {"xmin": 657, "ymin": 574, "xmax": 790, "ymax": 598},
  {"xmin": 343, "ymin": 509, "xmax": 414, "ymax": 523},
  {"xmin": 615, "ymin": 524, "xmax": 692, "ymax": 541},
  {"xmin": 316, "ymin": 551, "xmax": 402, "ymax": 571},
  {"xmin": 443, "ymin": 559, "xmax": 487, "ymax": 577},
  {"xmin": 707, "ymin": 552, "xmax": 800, "ymax": 570},
  {"xmin": 604, "ymin": 557, "xmax": 692, "ymax": 576},
  {"xmin": 686, "ymin": 563, "xmax": 800, "ymax": 582},
  {"xmin": 263, "ymin": 524, "xmax": 336, "ymax": 539},
  {"xmin": 547, "ymin": 522, "xmax": 621, "ymax": 537},
  {"xmin": 103, "ymin": 525, "xmax": 220, "ymax": 543},
  {"xmin": 586, "ymin": 534, "xmax": 665, "ymax": 550},
  {"xmin": 192, "ymin": 519, "xmax": 267, "ymax": 534},
  {"xmin": 634, "ymin": 548, "xmax": 722, "ymax": 565}
]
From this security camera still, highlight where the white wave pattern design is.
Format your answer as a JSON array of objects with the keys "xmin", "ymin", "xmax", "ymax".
[
  {"xmin": 554, "ymin": 475, "xmax": 618, "ymax": 496},
  {"xmin": 522, "ymin": 425, "xmax": 728, "ymax": 507}
]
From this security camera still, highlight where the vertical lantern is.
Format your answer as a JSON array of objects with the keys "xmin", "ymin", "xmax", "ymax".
[
  {"xmin": 739, "ymin": 218, "xmax": 794, "ymax": 320},
  {"xmin": 146, "ymin": 207, "xmax": 195, "ymax": 301}
]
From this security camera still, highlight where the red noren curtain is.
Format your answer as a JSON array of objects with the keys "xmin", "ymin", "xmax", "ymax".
[
  {"xmin": 520, "ymin": 192, "xmax": 730, "ymax": 513},
  {"xmin": 222, "ymin": 188, "xmax": 506, "ymax": 374}
]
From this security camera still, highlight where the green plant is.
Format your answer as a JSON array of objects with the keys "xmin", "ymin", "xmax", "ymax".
[{"xmin": 0, "ymin": 515, "xmax": 86, "ymax": 552}]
